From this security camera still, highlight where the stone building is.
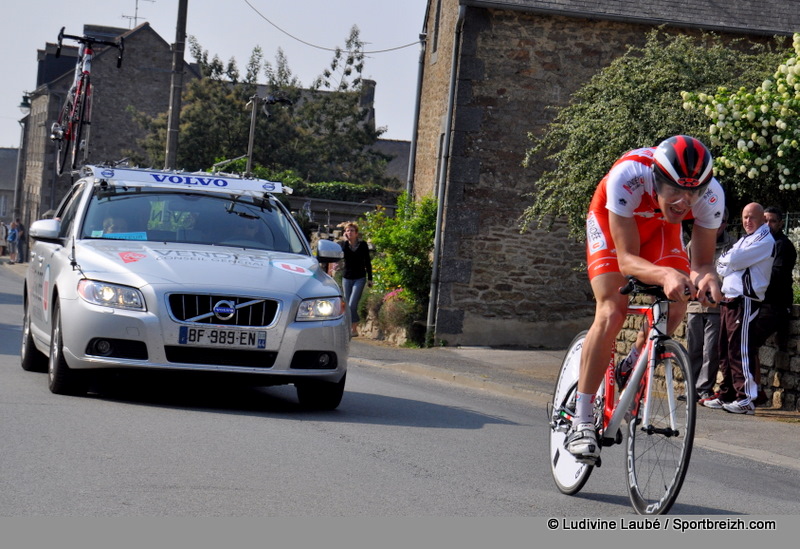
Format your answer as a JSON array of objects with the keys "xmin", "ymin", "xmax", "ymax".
[
  {"xmin": 412, "ymin": 0, "xmax": 800, "ymax": 348},
  {"xmin": 0, "ymin": 148, "xmax": 19, "ymax": 224},
  {"xmin": 18, "ymin": 22, "xmax": 199, "ymax": 228}
]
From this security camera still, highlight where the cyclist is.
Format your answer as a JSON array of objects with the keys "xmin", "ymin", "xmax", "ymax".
[{"xmin": 567, "ymin": 135, "xmax": 726, "ymax": 463}]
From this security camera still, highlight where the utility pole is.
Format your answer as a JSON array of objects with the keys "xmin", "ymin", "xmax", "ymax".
[{"xmin": 164, "ymin": 0, "xmax": 188, "ymax": 170}]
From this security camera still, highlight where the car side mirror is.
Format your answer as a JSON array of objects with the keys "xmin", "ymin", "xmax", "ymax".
[
  {"xmin": 316, "ymin": 239, "xmax": 344, "ymax": 263},
  {"xmin": 29, "ymin": 219, "xmax": 62, "ymax": 241}
]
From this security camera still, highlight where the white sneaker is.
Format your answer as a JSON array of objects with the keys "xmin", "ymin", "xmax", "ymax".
[
  {"xmin": 565, "ymin": 422, "xmax": 600, "ymax": 463},
  {"xmin": 702, "ymin": 397, "xmax": 725, "ymax": 409},
  {"xmin": 722, "ymin": 399, "xmax": 755, "ymax": 415}
]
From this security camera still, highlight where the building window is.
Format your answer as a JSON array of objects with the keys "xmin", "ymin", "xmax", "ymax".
[{"xmin": 431, "ymin": 0, "xmax": 442, "ymax": 55}]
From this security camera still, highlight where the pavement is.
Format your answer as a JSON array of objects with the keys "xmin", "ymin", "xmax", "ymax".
[{"xmin": 4, "ymin": 256, "xmax": 799, "ymax": 472}]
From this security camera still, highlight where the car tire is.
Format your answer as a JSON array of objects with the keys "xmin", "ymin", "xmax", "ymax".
[
  {"xmin": 296, "ymin": 374, "xmax": 346, "ymax": 411},
  {"xmin": 48, "ymin": 304, "xmax": 85, "ymax": 395},
  {"xmin": 21, "ymin": 301, "xmax": 48, "ymax": 373}
]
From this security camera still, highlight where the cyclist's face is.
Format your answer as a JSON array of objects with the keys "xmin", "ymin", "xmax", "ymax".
[
  {"xmin": 654, "ymin": 178, "xmax": 705, "ymax": 223},
  {"xmin": 657, "ymin": 184, "xmax": 704, "ymax": 208}
]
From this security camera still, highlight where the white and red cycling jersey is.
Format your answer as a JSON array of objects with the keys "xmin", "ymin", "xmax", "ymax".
[{"xmin": 586, "ymin": 147, "xmax": 725, "ymax": 280}]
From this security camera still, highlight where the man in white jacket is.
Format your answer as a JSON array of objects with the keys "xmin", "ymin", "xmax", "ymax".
[{"xmin": 702, "ymin": 203, "xmax": 775, "ymax": 414}]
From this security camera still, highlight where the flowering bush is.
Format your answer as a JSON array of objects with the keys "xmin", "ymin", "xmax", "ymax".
[
  {"xmin": 361, "ymin": 192, "xmax": 436, "ymax": 306},
  {"xmin": 682, "ymin": 33, "xmax": 800, "ymax": 206},
  {"xmin": 520, "ymin": 30, "xmax": 789, "ymax": 238}
]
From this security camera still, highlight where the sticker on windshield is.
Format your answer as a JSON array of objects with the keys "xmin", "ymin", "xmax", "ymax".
[{"xmin": 272, "ymin": 261, "xmax": 312, "ymax": 276}]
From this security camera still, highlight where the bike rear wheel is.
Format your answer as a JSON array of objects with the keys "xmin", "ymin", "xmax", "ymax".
[
  {"xmin": 626, "ymin": 339, "xmax": 695, "ymax": 514},
  {"xmin": 548, "ymin": 330, "xmax": 594, "ymax": 495},
  {"xmin": 54, "ymin": 98, "xmax": 73, "ymax": 175}
]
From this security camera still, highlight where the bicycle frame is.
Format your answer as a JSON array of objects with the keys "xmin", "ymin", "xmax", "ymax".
[{"xmin": 600, "ymin": 295, "xmax": 672, "ymax": 445}]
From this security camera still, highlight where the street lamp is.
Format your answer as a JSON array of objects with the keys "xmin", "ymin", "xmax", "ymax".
[{"xmin": 18, "ymin": 94, "xmax": 31, "ymax": 115}]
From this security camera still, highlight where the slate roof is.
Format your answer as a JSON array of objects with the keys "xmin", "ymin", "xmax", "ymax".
[{"xmin": 461, "ymin": 0, "xmax": 800, "ymax": 36}]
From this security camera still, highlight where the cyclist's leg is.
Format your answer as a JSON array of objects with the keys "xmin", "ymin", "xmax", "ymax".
[
  {"xmin": 566, "ymin": 272, "xmax": 628, "ymax": 461},
  {"xmin": 578, "ymin": 273, "xmax": 629, "ymax": 396}
]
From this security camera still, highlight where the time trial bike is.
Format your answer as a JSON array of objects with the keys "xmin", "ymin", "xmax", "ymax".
[
  {"xmin": 50, "ymin": 26, "xmax": 124, "ymax": 175},
  {"xmin": 548, "ymin": 276, "xmax": 696, "ymax": 515}
]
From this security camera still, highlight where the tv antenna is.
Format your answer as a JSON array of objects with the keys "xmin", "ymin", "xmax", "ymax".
[{"xmin": 122, "ymin": 0, "xmax": 156, "ymax": 28}]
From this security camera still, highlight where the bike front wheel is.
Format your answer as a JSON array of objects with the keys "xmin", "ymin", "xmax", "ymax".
[
  {"xmin": 626, "ymin": 339, "xmax": 695, "ymax": 515},
  {"xmin": 548, "ymin": 330, "xmax": 594, "ymax": 495},
  {"xmin": 69, "ymin": 79, "xmax": 90, "ymax": 172}
]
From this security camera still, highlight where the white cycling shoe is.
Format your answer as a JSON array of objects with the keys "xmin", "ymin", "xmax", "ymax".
[{"xmin": 565, "ymin": 422, "xmax": 600, "ymax": 464}]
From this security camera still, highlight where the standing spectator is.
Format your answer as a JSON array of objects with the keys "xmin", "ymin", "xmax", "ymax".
[
  {"xmin": 14, "ymin": 218, "xmax": 25, "ymax": 263},
  {"xmin": 7, "ymin": 221, "xmax": 18, "ymax": 263},
  {"xmin": 703, "ymin": 203, "xmax": 775, "ymax": 415},
  {"xmin": 686, "ymin": 207, "xmax": 735, "ymax": 400},
  {"xmin": 336, "ymin": 223, "xmax": 372, "ymax": 336},
  {"xmin": 748, "ymin": 206, "xmax": 798, "ymax": 406},
  {"xmin": 0, "ymin": 221, "xmax": 7, "ymax": 256},
  {"xmin": 755, "ymin": 206, "xmax": 798, "ymax": 351}
]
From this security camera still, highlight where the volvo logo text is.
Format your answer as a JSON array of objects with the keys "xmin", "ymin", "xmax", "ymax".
[{"xmin": 213, "ymin": 300, "xmax": 236, "ymax": 321}]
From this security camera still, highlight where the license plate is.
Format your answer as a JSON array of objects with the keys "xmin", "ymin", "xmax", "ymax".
[{"xmin": 178, "ymin": 326, "xmax": 266, "ymax": 348}]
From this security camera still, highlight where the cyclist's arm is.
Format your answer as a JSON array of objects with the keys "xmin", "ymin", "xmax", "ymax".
[
  {"xmin": 688, "ymin": 224, "xmax": 723, "ymax": 305},
  {"xmin": 609, "ymin": 212, "xmax": 693, "ymax": 301}
]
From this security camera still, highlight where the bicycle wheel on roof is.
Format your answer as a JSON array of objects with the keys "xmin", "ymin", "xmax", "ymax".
[
  {"xmin": 69, "ymin": 79, "xmax": 91, "ymax": 172},
  {"xmin": 53, "ymin": 98, "xmax": 72, "ymax": 176}
]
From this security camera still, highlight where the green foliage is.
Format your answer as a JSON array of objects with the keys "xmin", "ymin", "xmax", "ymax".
[
  {"xmin": 520, "ymin": 29, "xmax": 789, "ymax": 239},
  {"xmin": 290, "ymin": 180, "xmax": 388, "ymax": 201},
  {"xmin": 131, "ymin": 28, "xmax": 392, "ymax": 186},
  {"xmin": 682, "ymin": 33, "xmax": 800, "ymax": 210},
  {"xmin": 361, "ymin": 192, "xmax": 437, "ymax": 307}
]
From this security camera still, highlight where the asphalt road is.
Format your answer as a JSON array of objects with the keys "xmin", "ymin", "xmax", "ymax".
[{"xmin": 1, "ymin": 264, "xmax": 799, "ymax": 522}]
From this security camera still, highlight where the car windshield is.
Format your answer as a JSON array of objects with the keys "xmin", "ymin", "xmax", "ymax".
[{"xmin": 79, "ymin": 188, "xmax": 308, "ymax": 254}]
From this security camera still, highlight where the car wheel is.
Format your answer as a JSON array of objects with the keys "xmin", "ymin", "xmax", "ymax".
[
  {"xmin": 21, "ymin": 302, "xmax": 47, "ymax": 372},
  {"xmin": 48, "ymin": 304, "xmax": 85, "ymax": 395},
  {"xmin": 296, "ymin": 374, "xmax": 346, "ymax": 411}
]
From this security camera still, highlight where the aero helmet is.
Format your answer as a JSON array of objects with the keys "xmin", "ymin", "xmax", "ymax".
[{"xmin": 653, "ymin": 135, "xmax": 713, "ymax": 191}]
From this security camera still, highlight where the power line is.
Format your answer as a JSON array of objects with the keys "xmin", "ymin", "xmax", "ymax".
[{"xmin": 242, "ymin": 0, "xmax": 421, "ymax": 54}]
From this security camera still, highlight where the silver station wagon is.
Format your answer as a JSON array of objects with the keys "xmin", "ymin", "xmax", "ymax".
[{"xmin": 21, "ymin": 165, "xmax": 349, "ymax": 409}]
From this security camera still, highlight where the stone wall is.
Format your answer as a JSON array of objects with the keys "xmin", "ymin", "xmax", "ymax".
[{"xmin": 617, "ymin": 304, "xmax": 800, "ymax": 412}]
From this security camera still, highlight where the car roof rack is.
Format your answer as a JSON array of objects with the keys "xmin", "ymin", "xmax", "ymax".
[{"xmin": 79, "ymin": 165, "xmax": 293, "ymax": 196}]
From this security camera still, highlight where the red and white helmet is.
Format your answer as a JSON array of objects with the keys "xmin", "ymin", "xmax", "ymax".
[{"xmin": 653, "ymin": 135, "xmax": 713, "ymax": 190}]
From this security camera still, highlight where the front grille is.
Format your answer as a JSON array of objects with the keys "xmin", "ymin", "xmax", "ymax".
[
  {"xmin": 168, "ymin": 293, "xmax": 279, "ymax": 327},
  {"xmin": 164, "ymin": 346, "xmax": 277, "ymax": 367}
]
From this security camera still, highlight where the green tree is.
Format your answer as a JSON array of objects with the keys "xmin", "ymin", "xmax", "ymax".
[
  {"xmin": 682, "ymin": 32, "xmax": 800, "ymax": 210},
  {"xmin": 295, "ymin": 26, "xmax": 392, "ymax": 185},
  {"xmin": 520, "ymin": 30, "xmax": 789, "ymax": 238},
  {"xmin": 361, "ymin": 192, "xmax": 437, "ymax": 307},
  {"xmin": 131, "ymin": 29, "xmax": 392, "ymax": 184}
]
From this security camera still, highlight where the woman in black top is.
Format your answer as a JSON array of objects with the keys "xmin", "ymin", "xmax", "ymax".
[{"xmin": 338, "ymin": 223, "xmax": 372, "ymax": 336}]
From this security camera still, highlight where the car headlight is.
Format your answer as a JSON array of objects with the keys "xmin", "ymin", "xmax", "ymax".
[
  {"xmin": 77, "ymin": 280, "xmax": 146, "ymax": 311},
  {"xmin": 296, "ymin": 297, "xmax": 345, "ymax": 321}
]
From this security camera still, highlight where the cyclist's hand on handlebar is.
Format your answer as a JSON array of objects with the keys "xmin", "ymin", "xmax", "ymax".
[
  {"xmin": 695, "ymin": 273, "xmax": 723, "ymax": 306},
  {"xmin": 663, "ymin": 271, "xmax": 694, "ymax": 303}
]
